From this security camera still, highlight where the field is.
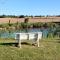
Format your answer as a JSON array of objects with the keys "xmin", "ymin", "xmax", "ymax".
[
  {"xmin": 0, "ymin": 38, "xmax": 60, "ymax": 60},
  {"xmin": 0, "ymin": 17, "xmax": 60, "ymax": 24}
]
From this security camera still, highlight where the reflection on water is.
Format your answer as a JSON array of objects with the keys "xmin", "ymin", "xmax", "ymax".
[{"xmin": 0, "ymin": 28, "xmax": 49, "ymax": 38}]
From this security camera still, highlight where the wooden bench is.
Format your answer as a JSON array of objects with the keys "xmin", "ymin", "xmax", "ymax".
[{"xmin": 15, "ymin": 32, "xmax": 42, "ymax": 48}]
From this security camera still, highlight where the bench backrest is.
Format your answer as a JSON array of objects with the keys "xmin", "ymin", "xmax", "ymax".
[{"xmin": 15, "ymin": 32, "xmax": 42, "ymax": 41}]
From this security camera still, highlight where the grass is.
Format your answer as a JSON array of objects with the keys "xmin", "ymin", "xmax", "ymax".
[{"xmin": 0, "ymin": 38, "xmax": 60, "ymax": 60}]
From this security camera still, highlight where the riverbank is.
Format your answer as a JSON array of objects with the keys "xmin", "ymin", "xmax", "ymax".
[{"xmin": 0, "ymin": 22, "xmax": 59, "ymax": 39}]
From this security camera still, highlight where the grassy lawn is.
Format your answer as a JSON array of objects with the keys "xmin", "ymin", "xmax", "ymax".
[{"xmin": 0, "ymin": 38, "xmax": 60, "ymax": 60}]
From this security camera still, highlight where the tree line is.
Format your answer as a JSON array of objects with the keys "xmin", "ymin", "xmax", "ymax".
[{"xmin": 0, "ymin": 15, "xmax": 60, "ymax": 18}]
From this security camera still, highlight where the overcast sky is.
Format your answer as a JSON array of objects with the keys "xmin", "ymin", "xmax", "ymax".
[{"xmin": 0, "ymin": 0, "xmax": 60, "ymax": 16}]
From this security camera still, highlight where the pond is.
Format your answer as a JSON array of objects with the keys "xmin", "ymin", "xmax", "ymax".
[{"xmin": 0, "ymin": 28, "xmax": 50, "ymax": 39}]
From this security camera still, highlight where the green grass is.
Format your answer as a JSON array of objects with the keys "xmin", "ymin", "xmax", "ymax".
[{"xmin": 0, "ymin": 38, "xmax": 60, "ymax": 60}]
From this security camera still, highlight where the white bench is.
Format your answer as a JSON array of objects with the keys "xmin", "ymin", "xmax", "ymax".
[{"xmin": 15, "ymin": 32, "xmax": 42, "ymax": 48}]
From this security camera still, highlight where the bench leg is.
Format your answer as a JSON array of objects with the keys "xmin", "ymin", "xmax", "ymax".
[
  {"xmin": 18, "ymin": 39, "xmax": 21, "ymax": 48},
  {"xmin": 37, "ymin": 39, "xmax": 39, "ymax": 47}
]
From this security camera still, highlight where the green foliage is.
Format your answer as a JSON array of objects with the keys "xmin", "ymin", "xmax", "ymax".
[
  {"xmin": 19, "ymin": 15, "xmax": 25, "ymax": 18},
  {"xmin": 0, "ymin": 22, "xmax": 59, "ymax": 29},
  {"xmin": 0, "ymin": 15, "xmax": 6, "ymax": 18},
  {"xmin": 0, "ymin": 15, "xmax": 17, "ymax": 18},
  {"xmin": 0, "ymin": 22, "xmax": 59, "ymax": 38},
  {"xmin": 32, "ymin": 23, "xmax": 42, "ymax": 28}
]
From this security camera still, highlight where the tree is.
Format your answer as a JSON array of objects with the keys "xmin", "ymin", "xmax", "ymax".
[
  {"xmin": 19, "ymin": 15, "xmax": 25, "ymax": 18},
  {"xmin": 0, "ymin": 15, "xmax": 6, "ymax": 18}
]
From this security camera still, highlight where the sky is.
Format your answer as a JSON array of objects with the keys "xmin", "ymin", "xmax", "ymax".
[{"xmin": 0, "ymin": 0, "xmax": 60, "ymax": 16}]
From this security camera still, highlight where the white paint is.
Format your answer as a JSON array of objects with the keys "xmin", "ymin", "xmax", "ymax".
[{"xmin": 15, "ymin": 32, "xmax": 42, "ymax": 48}]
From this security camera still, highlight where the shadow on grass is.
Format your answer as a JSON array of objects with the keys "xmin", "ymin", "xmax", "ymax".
[
  {"xmin": 0, "ymin": 42, "xmax": 34, "ymax": 47},
  {"xmin": 0, "ymin": 43, "xmax": 16, "ymax": 46}
]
